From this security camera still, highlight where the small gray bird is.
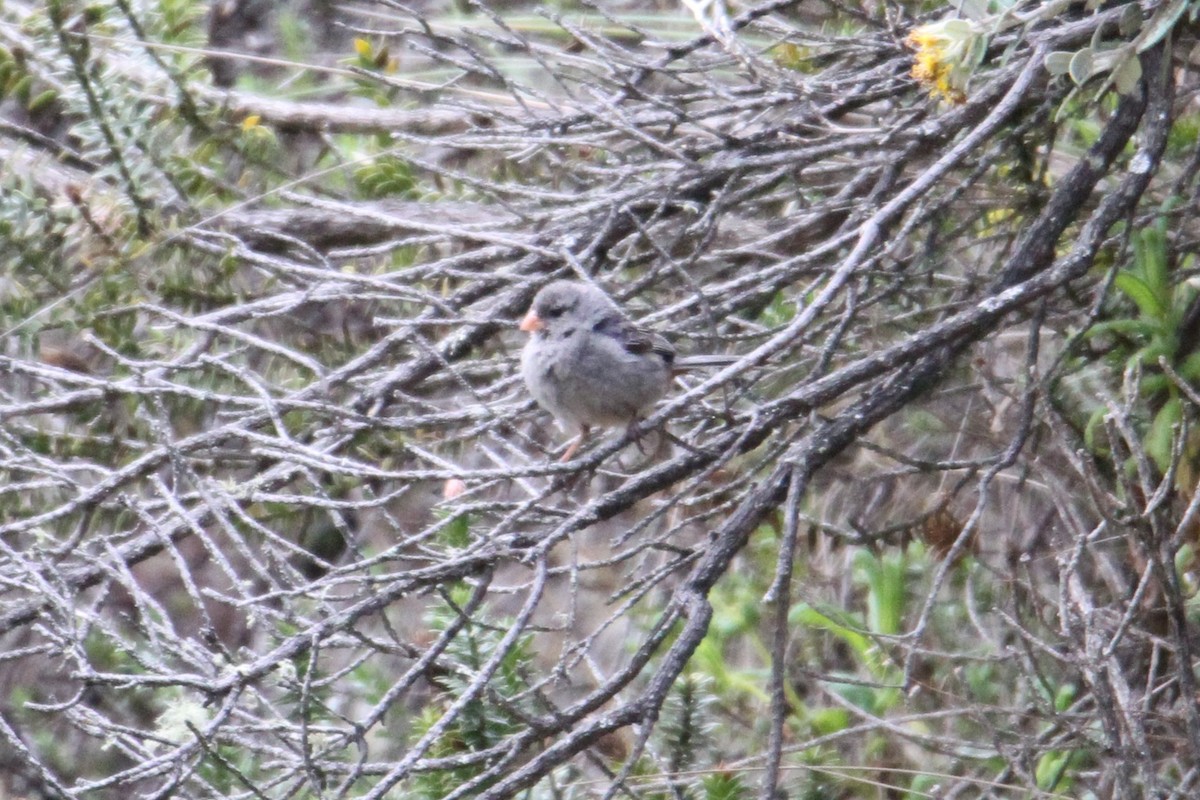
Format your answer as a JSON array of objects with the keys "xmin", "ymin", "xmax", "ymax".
[{"xmin": 519, "ymin": 280, "xmax": 727, "ymax": 461}]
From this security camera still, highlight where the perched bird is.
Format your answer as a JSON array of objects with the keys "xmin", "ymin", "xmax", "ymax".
[{"xmin": 519, "ymin": 280, "xmax": 727, "ymax": 461}]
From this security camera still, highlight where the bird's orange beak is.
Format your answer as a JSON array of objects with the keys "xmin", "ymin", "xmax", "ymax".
[{"xmin": 519, "ymin": 309, "xmax": 544, "ymax": 333}]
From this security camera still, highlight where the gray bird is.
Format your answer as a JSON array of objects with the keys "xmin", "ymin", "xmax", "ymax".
[{"xmin": 519, "ymin": 280, "xmax": 728, "ymax": 461}]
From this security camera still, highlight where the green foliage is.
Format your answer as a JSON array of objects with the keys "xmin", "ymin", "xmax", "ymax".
[
  {"xmin": 852, "ymin": 547, "xmax": 906, "ymax": 637},
  {"xmin": 0, "ymin": 179, "xmax": 71, "ymax": 280},
  {"xmin": 275, "ymin": 8, "xmax": 313, "ymax": 62},
  {"xmin": 656, "ymin": 673, "xmax": 716, "ymax": 774},
  {"xmin": 356, "ymin": 153, "xmax": 419, "ymax": 199},
  {"xmin": 1034, "ymin": 747, "xmax": 1090, "ymax": 793},
  {"xmin": 757, "ymin": 290, "xmax": 797, "ymax": 327},
  {"xmin": 147, "ymin": 0, "xmax": 208, "ymax": 44},
  {"xmin": 1084, "ymin": 217, "xmax": 1200, "ymax": 474},
  {"xmin": 404, "ymin": 593, "xmax": 535, "ymax": 800},
  {"xmin": 439, "ymin": 511, "xmax": 472, "ymax": 549},
  {"xmin": 348, "ymin": 37, "xmax": 403, "ymax": 104},
  {"xmin": 773, "ymin": 43, "xmax": 817, "ymax": 73},
  {"xmin": 196, "ymin": 739, "xmax": 266, "ymax": 795},
  {"xmin": 1167, "ymin": 111, "xmax": 1200, "ymax": 156},
  {"xmin": 689, "ymin": 546, "xmax": 770, "ymax": 705},
  {"xmin": 701, "ymin": 770, "xmax": 748, "ymax": 800}
]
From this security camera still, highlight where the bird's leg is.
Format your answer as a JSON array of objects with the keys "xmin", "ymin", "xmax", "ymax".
[
  {"xmin": 625, "ymin": 418, "xmax": 649, "ymax": 454},
  {"xmin": 560, "ymin": 425, "xmax": 589, "ymax": 462}
]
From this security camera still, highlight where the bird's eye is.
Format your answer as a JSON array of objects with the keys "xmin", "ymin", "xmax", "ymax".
[{"xmin": 544, "ymin": 305, "xmax": 566, "ymax": 319}]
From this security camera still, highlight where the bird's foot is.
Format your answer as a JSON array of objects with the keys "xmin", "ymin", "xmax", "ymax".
[
  {"xmin": 625, "ymin": 419, "xmax": 651, "ymax": 455},
  {"xmin": 559, "ymin": 426, "xmax": 590, "ymax": 462}
]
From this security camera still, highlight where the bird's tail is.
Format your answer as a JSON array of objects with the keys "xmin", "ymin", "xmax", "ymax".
[{"xmin": 673, "ymin": 354, "xmax": 742, "ymax": 371}]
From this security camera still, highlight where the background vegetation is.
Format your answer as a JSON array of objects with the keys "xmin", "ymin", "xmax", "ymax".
[{"xmin": 1, "ymin": 0, "xmax": 1199, "ymax": 797}]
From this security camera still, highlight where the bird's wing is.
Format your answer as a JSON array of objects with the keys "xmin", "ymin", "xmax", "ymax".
[{"xmin": 592, "ymin": 314, "xmax": 676, "ymax": 365}]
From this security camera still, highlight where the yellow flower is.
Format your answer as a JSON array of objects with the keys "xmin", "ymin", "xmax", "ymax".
[{"xmin": 905, "ymin": 19, "xmax": 984, "ymax": 105}]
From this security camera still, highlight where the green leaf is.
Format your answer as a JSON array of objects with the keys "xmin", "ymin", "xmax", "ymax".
[
  {"xmin": 1146, "ymin": 396, "xmax": 1183, "ymax": 472},
  {"xmin": 1084, "ymin": 318, "xmax": 1160, "ymax": 339},
  {"xmin": 1044, "ymin": 51, "xmax": 1074, "ymax": 76},
  {"xmin": 1136, "ymin": 225, "xmax": 1170, "ymax": 299},
  {"xmin": 11, "ymin": 74, "xmax": 32, "ymax": 104},
  {"xmin": 1114, "ymin": 56, "xmax": 1143, "ymax": 95},
  {"xmin": 809, "ymin": 707, "xmax": 850, "ymax": 735},
  {"xmin": 1140, "ymin": 373, "xmax": 1170, "ymax": 396},
  {"xmin": 1035, "ymin": 750, "xmax": 1073, "ymax": 791},
  {"xmin": 1113, "ymin": 272, "xmax": 1165, "ymax": 320},
  {"xmin": 27, "ymin": 89, "xmax": 57, "ymax": 112},
  {"xmin": 1136, "ymin": 0, "xmax": 1189, "ymax": 52},
  {"xmin": 1084, "ymin": 406, "xmax": 1109, "ymax": 454},
  {"xmin": 1069, "ymin": 48, "xmax": 1094, "ymax": 85},
  {"xmin": 1119, "ymin": 4, "xmax": 1143, "ymax": 38},
  {"xmin": 854, "ymin": 548, "xmax": 906, "ymax": 636},
  {"xmin": 827, "ymin": 678, "xmax": 883, "ymax": 714},
  {"xmin": 790, "ymin": 604, "xmax": 871, "ymax": 660},
  {"xmin": 964, "ymin": 32, "xmax": 988, "ymax": 70},
  {"xmin": 1054, "ymin": 682, "xmax": 1078, "ymax": 712},
  {"xmin": 1176, "ymin": 542, "xmax": 1195, "ymax": 574},
  {"xmin": 1179, "ymin": 350, "xmax": 1200, "ymax": 380},
  {"xmin": 941, "ymin": 19, "xmax": 975, "ymax": 36},
  {"xmin": 1133, "ymin": 338, "xmax": 1175, "ymax": 367},
  {"xmin": 957, "ymin": 0, "xmax": 991, "ymax": 22}
]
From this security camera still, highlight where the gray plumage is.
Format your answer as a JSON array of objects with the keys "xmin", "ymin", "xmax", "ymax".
[
  {"xmin": 519, "ymin": 280, "xmax": 740, "ymax": 459},
  {"xmin": 521, "ymin": 281, "xmax": 673, "ymax": 435}
]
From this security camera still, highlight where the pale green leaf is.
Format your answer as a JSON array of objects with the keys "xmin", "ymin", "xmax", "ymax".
[
  {"xmin": 1114, "ymin": 56, "xmax": 1143, "ymax": 95},
  {"xmin": 1044, "ymin": 50, "xmax": 1073, "ymax": 76},
  {"xmin": 1069, "ymin": 47, "xmax": 1094, "ymax": 85}
]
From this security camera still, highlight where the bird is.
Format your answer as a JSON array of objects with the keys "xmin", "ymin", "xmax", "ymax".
[{"xmin": 519, "ymin": 280, "xmax": 729, "ymax": 462}]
